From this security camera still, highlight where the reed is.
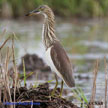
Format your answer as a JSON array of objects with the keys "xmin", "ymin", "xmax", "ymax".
[
  {"xmin": 0, "ymin": 31, "xmax": 20, "ymax": 108},
  {"xmin": 0, "ymin": 38, "xmax": 10, "ymax": 50},
  {"xmin": 104, "ymin": 57, "xmax": 107, "ymax": 108},
  {"xmin": 89, "ymin": 59, "xmax": 99, "ymax": 108},
  {"xmin": 72, "ymin": 88, "xmax": 88, "ymax": 108},
  {"xmin": 23, "ymin": 59, "xmax": 26, "ymax": 87}
]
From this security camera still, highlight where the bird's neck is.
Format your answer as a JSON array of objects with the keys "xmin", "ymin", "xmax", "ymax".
[{"xmin": 42, "ymin": 15, "xmax": 57, "ymax": 50}]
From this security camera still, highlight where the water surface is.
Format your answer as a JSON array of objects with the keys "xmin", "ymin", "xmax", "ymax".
[{"xmin": 0, "ymin": 19, "xmax": 108, "ymax": 106}]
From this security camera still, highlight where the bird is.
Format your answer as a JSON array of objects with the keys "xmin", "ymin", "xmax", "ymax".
[{"xmin": 26, "ymin": 5, "xmax": 75, "ymax": 97}]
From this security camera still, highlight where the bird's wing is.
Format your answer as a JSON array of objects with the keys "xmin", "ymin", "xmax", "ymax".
[{"xmin": 51, "ymin": 41, "xmax": 75, "ymax": 87}]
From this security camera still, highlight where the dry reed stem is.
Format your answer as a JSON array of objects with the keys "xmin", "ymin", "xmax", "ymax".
[
  {"xmin": 12, "ymin": 32, "xmax": 21, "ymax": 108},
  {"xmin": 4, "ymin": 47, "xmax": 12, "ymax": 102},
  {"xmin": 0, "ymin": 47, "xmax": 13, "ymax": 107},
  {"xmin": 0, "ymin": 36, "xmax": 10, "ymax": 50},
  {"xmin": 104, "ymin": 57, "xmax": 107, "ymax": 108},
  {"xmin": 89, "ymin": 59, "xmax": 99, "ymax": 108},
  {"xmin": 12, "ymin": 33, "xmax": 19, "ymax": 108},
  {"xmin": 0, "ymin": 66, "xmax": 8, "ymax": 102},
  {"xmin": 0, "ymin": 30, "xmax": 14, "ymax": 108}
]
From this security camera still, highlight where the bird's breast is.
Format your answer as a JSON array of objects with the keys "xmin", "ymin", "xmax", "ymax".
[{"xmin": 45, "ymin": 46, "xmax": 62, "ymax": 78}]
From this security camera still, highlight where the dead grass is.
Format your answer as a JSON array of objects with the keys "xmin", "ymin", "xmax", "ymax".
[
  {"xmin": 104, "ymin": 57, "xmax": 108, "ymax": 108},
  {"xmin": 0, "ymin": 30, "xmax": 20, "ymax": 108},
  {"xmin": 89, "ymin": 59, "xmax": 99, "ymax": 108},
  {"xmin": 88, "ymin": 58, "xmax": 108, "ymax": 108}
]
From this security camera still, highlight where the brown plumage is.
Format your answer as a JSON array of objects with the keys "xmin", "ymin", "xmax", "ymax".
[{"xmin": 51, "ymin": 41, "xmax": 75, "ymax": 87}]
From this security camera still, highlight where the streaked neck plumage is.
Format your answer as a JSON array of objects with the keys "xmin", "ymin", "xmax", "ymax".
[{"xmin": 42, "ymin": 10, "xmax": 58, "ymax": 50}]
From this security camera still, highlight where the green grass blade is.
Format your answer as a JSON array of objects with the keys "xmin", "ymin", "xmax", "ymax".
[
  {"xmin": 78, "ymin": 88, "xmax": 88, "ymax": 103},
  {"xmin": 47, "ymin": 80, "xmax": 54, "ymax": 83},
  {"xmin": 23, "ymin": 59, "xmax": 26, "ymax": 87}
]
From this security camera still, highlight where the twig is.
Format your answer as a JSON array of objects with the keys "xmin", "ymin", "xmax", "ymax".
[
  {"xmin": 104, "ymin": 57, "xmax": 107, "ymax": 108},
  {"xmin": 89, "ymin": 59, "xmax": 99, "ymax": 108},
  {"xmin": 12, "ymin": 33, "xmax": 19, "ymax": 108},
  {"xmin": 0, "ymin": 37, "xmax": 10, "ymax": 50},
  {"xmin": 4, "ymin": 47, "xmax": 12, "ymax": 102}
]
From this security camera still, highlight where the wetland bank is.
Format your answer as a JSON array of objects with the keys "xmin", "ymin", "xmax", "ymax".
[{"xmin": 0, "ymin": 19, "xmax": 108, "ymax": 108}]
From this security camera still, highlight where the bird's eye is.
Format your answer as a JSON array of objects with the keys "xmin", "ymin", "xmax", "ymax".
[{"xmin": 39, "ymin": 6, "xmax": 45, "ymax": 11}]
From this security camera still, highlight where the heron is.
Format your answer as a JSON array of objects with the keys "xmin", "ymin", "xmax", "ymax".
[{"xmin": 26, "ymin": 5, "xmax": 75, "ymax": 97}]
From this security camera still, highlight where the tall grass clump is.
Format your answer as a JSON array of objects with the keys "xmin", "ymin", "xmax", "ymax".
[{"xmin": 0, "ymin": 30, "xmax": 20, "ymax": 108}]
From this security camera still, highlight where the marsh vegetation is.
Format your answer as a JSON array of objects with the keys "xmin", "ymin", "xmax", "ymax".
[{"xmin": 1, "ymin": 0, "xmax": 108, "ymax": 18}]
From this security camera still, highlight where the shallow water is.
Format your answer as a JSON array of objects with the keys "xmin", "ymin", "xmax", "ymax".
[{"xmin": 0, "ymin": 19, "xmax": 108, "ymax": 106}]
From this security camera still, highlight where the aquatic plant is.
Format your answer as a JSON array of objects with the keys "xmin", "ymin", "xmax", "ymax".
[
  {"xmin": 72, "ymin": 88, "xmax": 88, "ymax": 108},
  {"xmin": 23, "ymin": 59, "xmax": 26, "ymax": 87}
]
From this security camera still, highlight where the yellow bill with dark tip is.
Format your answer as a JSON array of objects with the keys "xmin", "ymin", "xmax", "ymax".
[{"xmin": 25, "ymin": 9, "xmax": 39, "ymax": 16}]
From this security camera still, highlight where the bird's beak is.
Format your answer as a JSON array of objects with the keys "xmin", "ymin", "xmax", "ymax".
[{"xmin": 25, "ymin": 9, "xmax": 40, "ymax": 16}]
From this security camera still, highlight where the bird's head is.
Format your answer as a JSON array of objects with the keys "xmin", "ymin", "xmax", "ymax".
[{"xmin": 26, "ymin": 5, "xmax": 54, "ymax": 19}]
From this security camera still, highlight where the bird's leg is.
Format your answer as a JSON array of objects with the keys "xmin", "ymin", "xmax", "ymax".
[
  {"xmin": 51, "ymin": 74, "xmax": 58, "ymax": 97},
  {"xmin": 59, "ymin": 80, "xmax": 64, "ymax": 97}
]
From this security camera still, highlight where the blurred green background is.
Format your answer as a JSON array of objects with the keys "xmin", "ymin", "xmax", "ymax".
[{"xmin": 0, "ymin": 0, "xmax": 108, "ymax": 18}]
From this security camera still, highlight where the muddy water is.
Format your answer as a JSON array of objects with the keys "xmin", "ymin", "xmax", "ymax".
[{"xmin": 0, "ymin": 19, "xmax": 108, "ymax": 106}]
